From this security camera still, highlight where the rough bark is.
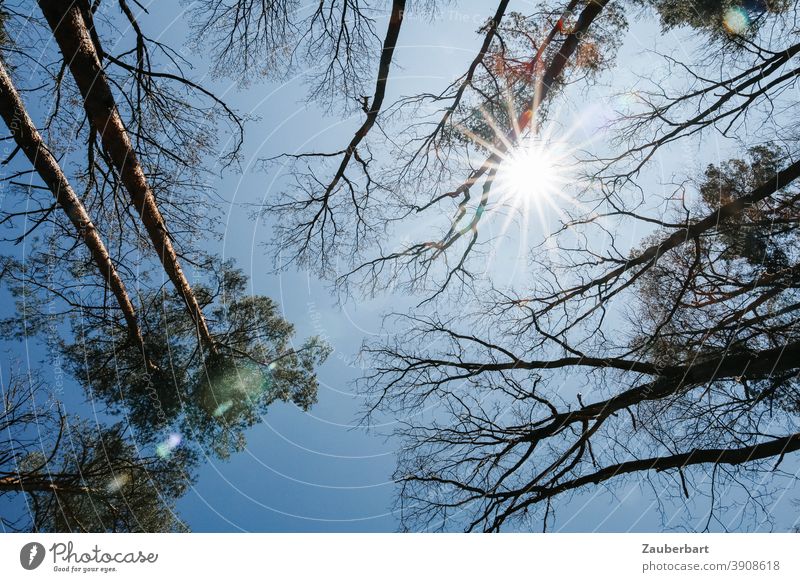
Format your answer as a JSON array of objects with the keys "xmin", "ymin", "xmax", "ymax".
[
  {"xmin": 467, "ymin": 431, "xmax": 800, "ymax": 531},
  {"xmin": 0, "ymin": 475, "xmax": 93, "ymax": 495},
  {"xmin": 0, "ymin": 58, "xmax": 152, "ymax": 365},
  {"xmin": 548, "ymin": 432, "xmax": 800, "ymax": 496},
  {"xmin": 521, "ymin": 338, "xmax": 800, "ymax": 444},
  {"xmin": 37, "ymin": 0, "xmax": 216, "ymax": 352}
]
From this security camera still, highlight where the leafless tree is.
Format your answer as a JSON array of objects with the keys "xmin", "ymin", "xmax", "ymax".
[
  {"xmin": 351, "ymin": 1, "xmax": 800, "ymax": 531},
  {"xmin": 260, "ymin": 0, "xmax": 626, "ymax": 298}
]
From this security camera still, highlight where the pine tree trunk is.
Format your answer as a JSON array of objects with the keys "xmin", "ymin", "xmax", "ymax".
[
  {"xmin": 0, "ymin": 475, "xmax": 93, "ymax": 495},
  {"xmin": 37, "ymin": 0, "xmax": 217, "ymax": 352},
  {"xmin": 0, "ymin": 59, "xmax": 153, "ymax": 366}
]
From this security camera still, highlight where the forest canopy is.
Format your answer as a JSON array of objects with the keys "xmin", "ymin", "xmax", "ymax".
[{"xmin": 0, "ymin": 0, "xmax": 799, "ymax": 532}]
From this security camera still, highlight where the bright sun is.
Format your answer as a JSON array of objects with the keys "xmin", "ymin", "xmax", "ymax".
[{"xmin": 498, "ymin": 138, "xmax": 572, "ymax": 202}]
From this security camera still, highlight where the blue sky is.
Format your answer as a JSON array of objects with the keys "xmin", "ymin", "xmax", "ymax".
[{"xmin": 2, "ymin": 0, "xmax": 799, "ymax": 532}]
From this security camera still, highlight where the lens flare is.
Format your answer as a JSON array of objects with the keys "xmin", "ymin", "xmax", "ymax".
[
  {"xmin": 106, "ymin": 473, "xmax": 131, "ymax": 493},
  {"xmin": 448, "ymin": 81, "xmax": 602, "ymax": 264},
  {"xmin": 213, "ymin": 400, "xmax": 234, "ymax": 417},
  {"xmin": 723, "ymin": 7, "xmax": 750, "ymax": 34},
  {"xmin": 201, "ymin": 360, "xmax": 267, "ymax": 420},
  {"xmin": 156, "ymin": 432, "xmax": 182, "ymax": 459}
]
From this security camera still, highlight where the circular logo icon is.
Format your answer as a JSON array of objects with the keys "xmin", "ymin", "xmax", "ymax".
[{"xmin": 20, "ymin": 542, "xmax": 46, "ymax": 570}]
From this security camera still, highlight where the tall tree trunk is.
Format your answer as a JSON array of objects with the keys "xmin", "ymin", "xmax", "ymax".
[
  {"xmin": 0, "ymin": 59, "xmax": 154, "ymax": 368},
  {"xmin": 0, "ymin": 475, "xmax": 93, "ymax": 495},
  {"xmin": 37, "ymin": 0, "xmax": 217, "ymax": 352}
]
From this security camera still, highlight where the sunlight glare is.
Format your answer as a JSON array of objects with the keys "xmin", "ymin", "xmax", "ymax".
[{"xmin": 498, "ymin": 138, "xmax": 572, "ymax": 202}]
